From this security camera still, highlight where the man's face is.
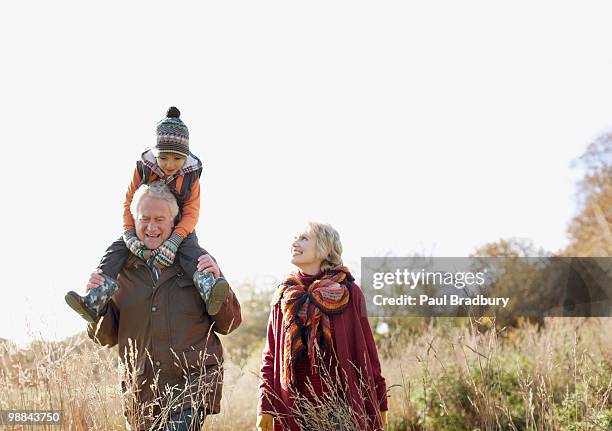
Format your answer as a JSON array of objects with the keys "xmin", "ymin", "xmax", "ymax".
[{"xmin": 135, "ymin": 196, "xmax": 174, "ymax": 249}]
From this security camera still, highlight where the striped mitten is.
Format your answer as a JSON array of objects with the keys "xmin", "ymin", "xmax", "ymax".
[
  {"xmin": 154, "ymin": 232, "xmax": 183, "ymax": 269},
  {"xmin": 123, "ymin": 229, "xmax": 148, "ymax": 261}
]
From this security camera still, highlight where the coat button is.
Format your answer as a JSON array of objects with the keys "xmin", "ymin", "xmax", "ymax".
[
  {"xmin": 155, "ymin": 361, "xmax": 161, "ymax": 367},
  {"xmin": 151, "ymin": 306, "xmax": 157, "ymax": 312}
]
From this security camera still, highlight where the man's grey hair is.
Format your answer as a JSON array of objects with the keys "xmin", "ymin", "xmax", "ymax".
[{"xmin": 130, "ymin": 180, "xmax": 179, "ymax": 219}]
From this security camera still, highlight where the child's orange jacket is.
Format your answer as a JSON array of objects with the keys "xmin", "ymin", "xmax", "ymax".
[{"xmin": 122, "ymin": 149, "xmax": 203, "ymax": 239}]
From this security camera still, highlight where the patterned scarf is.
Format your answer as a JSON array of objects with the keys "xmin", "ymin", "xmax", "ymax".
[{"xmin": 273, "ymin": 265, "xmax": 353, "ymax": 388}]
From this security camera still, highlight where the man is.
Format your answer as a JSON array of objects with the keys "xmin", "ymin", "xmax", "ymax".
[{"xmin": 85, "ymin": 181, "xmax": 241, "ymax": 431}]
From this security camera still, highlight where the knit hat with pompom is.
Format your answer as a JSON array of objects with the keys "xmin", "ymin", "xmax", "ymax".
[{"xmin": 154, "ymin": 107, "xmax": 189, "ymax": 157}]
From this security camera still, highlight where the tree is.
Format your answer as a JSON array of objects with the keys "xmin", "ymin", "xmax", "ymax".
[
  {"xmin": 565, "ymin": 133, "xmax": 612, "ymax": 256},
  {"xmin": 470, "ymin": 238, "xmax": 550, "ymax": 328}
]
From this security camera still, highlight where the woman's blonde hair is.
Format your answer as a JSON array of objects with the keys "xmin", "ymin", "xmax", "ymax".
[{"xmin": 307, "ymin": 221, "xmax": 343, "ymax": 273}]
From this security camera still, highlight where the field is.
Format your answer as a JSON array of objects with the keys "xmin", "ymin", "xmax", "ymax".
[{"xmin": 1, "ymin": 316, "xmax": 611, "ymax": 430}]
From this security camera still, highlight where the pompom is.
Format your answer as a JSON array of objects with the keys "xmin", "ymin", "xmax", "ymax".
[{"xmin": 166, "ymin": 106, "xmax": 181, "ymax": 118}]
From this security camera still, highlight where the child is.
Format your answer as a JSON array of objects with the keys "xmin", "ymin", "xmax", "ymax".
[{"xmin": 65, "ymin": 107, "xmax": 229, "ymax": 322}]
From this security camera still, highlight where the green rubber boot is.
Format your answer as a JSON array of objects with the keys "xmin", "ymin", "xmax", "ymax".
[
  {"xmin": 193, "ymin": 271, "xmax": 230, "ymax": 316},
  {"xmin": 65, "ymin": 274, "xmax": 119, "ymax": 323}
]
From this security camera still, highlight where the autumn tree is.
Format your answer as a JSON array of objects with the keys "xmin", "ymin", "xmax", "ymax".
[{"xmin": 565, "ymin": 133, "xmax": 612, "ymax": 256}]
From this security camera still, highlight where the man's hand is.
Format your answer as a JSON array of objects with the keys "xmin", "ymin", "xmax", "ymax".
[
  {"xmin": 256, "ymin": 413, "xmax": 273, "ymax": 431},
  {"xmin": 86, "ymin": 269, "xmax": 104, "ymax": 292},
  {"xmin": 197, "ymin": 254, "xmax": 221, "ymax": 278}
]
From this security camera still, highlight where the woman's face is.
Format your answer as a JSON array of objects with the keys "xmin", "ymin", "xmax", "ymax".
[{"xmin": 291, "ymin": 229, "xmax": 324, "ymax": 274}]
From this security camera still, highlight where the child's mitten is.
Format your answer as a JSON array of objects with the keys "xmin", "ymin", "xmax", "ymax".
[
  {"xmin": 154, "ymin": 232, "xmax": 183, "ymax": 269},
  {"xmin": 123, "ymin": 229, "xmax": 148, "ymax": 260}
]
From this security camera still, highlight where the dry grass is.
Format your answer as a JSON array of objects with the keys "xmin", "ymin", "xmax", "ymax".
[
  {"xmin": 1, "ymin": 318, "xmax": 610, "ymax": 430},
  {"xmin": 381, "ymin": 317, "xmax": 612, "ymax": 430}
]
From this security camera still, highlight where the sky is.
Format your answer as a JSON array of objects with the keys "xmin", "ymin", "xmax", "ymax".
[{"xmin": 1, "ymin": 0, "xmax": 612, "ymax": 346}]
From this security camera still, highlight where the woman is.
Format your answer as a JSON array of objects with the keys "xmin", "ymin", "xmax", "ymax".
[{"xmin": 256, "ymin": 222, "xmax": 388, "ymax": 431}]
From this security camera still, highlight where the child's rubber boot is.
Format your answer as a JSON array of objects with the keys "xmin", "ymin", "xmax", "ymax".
[
  {"xmin": 64, "ymin": 274, "xmax": 119, "ymax": 323},
  {"xmin": 193, "ymin": 271, "xmax": 230, "ymax": 316}
]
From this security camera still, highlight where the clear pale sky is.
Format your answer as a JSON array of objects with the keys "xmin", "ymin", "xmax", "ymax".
[{"xmin": 1, "ymin": 0, "xmax": 612, "ymax": 345}]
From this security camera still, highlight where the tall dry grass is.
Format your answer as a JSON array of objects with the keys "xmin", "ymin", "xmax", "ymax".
[
  {"xmin": 1, "ymin": 317, "xmax": 610, "ymax": 430},
  {"xmin": 381, "ymin": 317, "xmax": 612, "ymax": 430}
]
